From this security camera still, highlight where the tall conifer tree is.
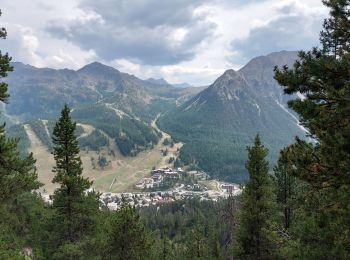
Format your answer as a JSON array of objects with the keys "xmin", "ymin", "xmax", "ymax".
[
  {"xmin": 108, "ymin": 202, "xmax": 154, "ymax": 260},
  {"xmin": 274, "ymin": 0, "xmax": 350, "ymax": 257},
  {"xmin": 0, "ymin": 10, "xmax": 40, "ymax": 258},
  {"xmin": 50, "ymin": 104, "xmax": 99, "ymax": 257},
  {"xmin": 236, "ymin": 135, "xmax": 277, "ymax": 259},
  {"xmin": 273, "ymin": 147, "xmax": 298, "ymax": 230},
  {"xmin": 0, "ymin": 9, "xmax": 39, "ymax": 204}
]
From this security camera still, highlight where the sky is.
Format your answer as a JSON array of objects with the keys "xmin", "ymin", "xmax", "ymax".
[{"xmin": 0, "ymin": 0, "xmax": 327, "ymax": 85}]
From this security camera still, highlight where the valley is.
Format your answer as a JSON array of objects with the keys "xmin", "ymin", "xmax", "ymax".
[
  {"xmin": 0, "ymin": 2, "xmax": 346, "ymax": 258},
  {"xmin": 26, "ymin": 117, "xmax": 182, "ymax": 194},
  {"xmin": 4, "ymin": 51, "xmax": 306, "ymax": 186}
]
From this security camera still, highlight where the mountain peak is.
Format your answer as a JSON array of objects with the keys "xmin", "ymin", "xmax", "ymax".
[
  {"xmin": 239, "ymin": 50, "xmax": 298, "ymax": 75},
  {"xmin": 221, "ymin": 69, "xmax": 239, "ymax": 78},
  {"xmin": 146, "ymin": 78, "xmax": 170, "ymax": 85},
  {"xmin": 201, "ymin": 69, "xmax": 247, "ymax": 102},
  {"xmin": 172, "ymin": 82, "xmax": 193, "ymax": 88},
  {"xmin": 77, "ymin": 62, "xmax": 120, "ymax": 74},
  {"xmin": 213, "ymin": 69, "xmax": 243, "ymax": 86},
  {"xmin": 223, "ymin": 68, "xmax": 236, "ymax": 74},
  {"xmin": 77, "ymin": 62, "xmax": 122, "ymax": 82}
]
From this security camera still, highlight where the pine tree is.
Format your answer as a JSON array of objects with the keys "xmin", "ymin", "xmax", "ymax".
[
  {"xmin": 320, "ymin": 0, "xmax": 350, "ymax": 57},
  {"xmin": 108, "ymin": 202, "xmax": 154, "ymax": 260},
  {"xmin": 160, "ymin": 233, "xmax": 174, "ymax": 260},
  {"xmin": 0, "ymin": 10, "xmax": 41, "ymax": 258},
  {"xmin": 273, "ymin": 147, "xmax": 298, "ymax": 230},
  {"xmin": 222, "ymin": 194, "xmax": 238, "ymax": 259},
  {"xmin": 236, "ymin": 135, "xmax": 277, "ymax": 259},
  {"xmin": 0, "ymin": 9, "xmax": 39, "ymax": 204},
  {"xmin": 274, "ymin": 1, "xmax": 350, "ymax": 189},
  {"xmin": 274, "ymin": 0, "xmax": 350, "ymax": 257},
  {"xmin": 185, "ymin": 224, "xmax": 208, "ymax": 259},
  {"xmin": 49, "ymin": 104, "xmax": 99, "ymax": 257}
]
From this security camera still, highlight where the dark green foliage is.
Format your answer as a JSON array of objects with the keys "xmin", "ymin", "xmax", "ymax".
[
  {"xmin": 6, "ymin": 124, "xmax": 31, "ymax": 155},
  {"xmin": 72, "ymin": 104, "xmax": 160, "ymax": 156},
  {"xmin": 49, "ymin": 105, "xmax": 100, "ymax": 256},
  {"xmin": 0, "ymin": 12, "xmax": 41, "ymax": 258},
  {"xmin": 158, "ymin": 53, "xmax": 304, "ymax": 183},
  {"xmin": 98, "ymin": 155, "xmax": 108, "ymax": 169},
  {"xmin": 108, "ymin": 203, "xmax": 154, "ymax": 260},
  {"xmin": 158, "ymin": 105, "xmax": 298, "ymax": 183},
  {"xmin": 236, "ymin": 135, "xmax": 278, "ymax": 259},
  {"xmin": 273, "ymin": 147, "xmax": 299, "ymax": 230},
  {"xmin": 71, "ymin": 104, "xmax": 122, "ymax": 138},
  {"xmin": 158, "ymin": 109, "xmax": 250, "ymax": 183},
  {"xmin": 320, "ymin": 0, "xmax": 350, "ymax": 57},
  {"xmin": 173, "ymin": 139, "xmax": 249, "ymax": 183},
  {"xmin": 273, "ymin": 1, "xmax": 350, "ymax": 257},
  {"xmin": 0, "ymin": 11, "xmax": 40, "ymax": 205},
  {"xmin": 162, "ymin": 138, "xmax": 172, "ymax": 146},
  {"xmin": 0, "ymin": 10, "xmax": 11, "ymax": 103},
  {"xmin": 3, "ymin": 1, "xmax": 350, "ymax": 259},
  {"xmin": 29, "ymin": 119, "xmax": 53, "ymax": 149},
  {"xmin": 141, "ymin": 198, "xmax": 236, "ymax": 259},
  {"xmin": 131, "ymin": 98, "xmax": 177, "ymax": 123},
  {"xmin": 79, "ymin": 129, "xmax": 108, "ymax": 151},
  {"xmin": 0, "ymin": 192, "xmax": 48, "ymax": 259}
]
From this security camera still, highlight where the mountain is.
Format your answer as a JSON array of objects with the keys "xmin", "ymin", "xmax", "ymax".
[
  {"xmin": 4, "ymin": 61, "xmax": 201, "ymax": 156},
  {"xmin": 146, "ymin": 78, "xmax": 193, "ymax": 88},
  {"xmin": 5, "ymin": 62, "xmax": 201, "ymax": 121},
  {"xmin": 4, "ymin": 52, "xmax": 304, "ymax": 181},
  {"xmin": 146, "ymin": 77, "xmax": 170, "ymax": 86},
  {"xmin": 172, "ymin": 82, "xmax": 193, "ymax": 88},
  {"xmin": 157, "ymin": 51, "xmax": 305, "ymax": 182}
]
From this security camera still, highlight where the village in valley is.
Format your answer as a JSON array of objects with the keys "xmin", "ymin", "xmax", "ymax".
[
  {"xmin": 42, "ymin": 166, "xmax": 241, "ymax": 211},
  {"xmin": 100, "ymin": 166, "xmax": 242, "ymax": 211},
  {"xmin": 38, "ymin": 129, "xmax": 242, "ymax": 210},
  {"xmin": 135, "ymin": 167, "xmax": 207, "ymax": 190}
]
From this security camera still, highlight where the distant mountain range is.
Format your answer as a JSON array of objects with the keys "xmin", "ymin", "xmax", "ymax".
[
  {"xmin": 146, "ymin": 77, "xmax": 193, "ymax": 88},
  {"xmin": 5, "ymin": 62, "xmax": 198, "ymax": 122},
  {"xmin": 4, "ymin": 61, "xmax": 201, "ymax": 156},
  {"xmin": 3, "ymin": 51, "xmax": 305, "ymax": 182},
  {"xmin": 158, "ymin": 51, "xmax": 306, "ymax": 182}
]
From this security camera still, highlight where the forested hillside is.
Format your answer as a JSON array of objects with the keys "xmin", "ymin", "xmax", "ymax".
[
  {"xmin": 1, "ymin": 1, "xmax": 350, "ymax": 259},
  {"xmin": 158, "ymin": 51, "xmax": 305, "ymax": 182},
  {"xmin": 3, "ymin": 61, "xmax": 201, "ymax": 156}
]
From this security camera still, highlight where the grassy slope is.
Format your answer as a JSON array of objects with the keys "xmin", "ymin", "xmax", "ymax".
[{"xmin": 23, "ymin": 118, "xmax": 182, "ymax": 194}]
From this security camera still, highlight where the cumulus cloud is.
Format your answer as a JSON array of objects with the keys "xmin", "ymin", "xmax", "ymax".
[
  {"xmin": 0, "ymin": 0, "xmax": 327, "ymax": 85},
  {"xmin": 1, "ymin": 24, "xmax": 42, "ymax": 65},
  {"xmin": 230, "ymin": 1, "xmax": 327, "ymax": 62},
  {"xmin": 46, "ymin": 0, "xmax": 217, "ymax": 65},
  {"xmin": 1, "ymin": 23, "xmax": 96, "ymax": 69}
]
